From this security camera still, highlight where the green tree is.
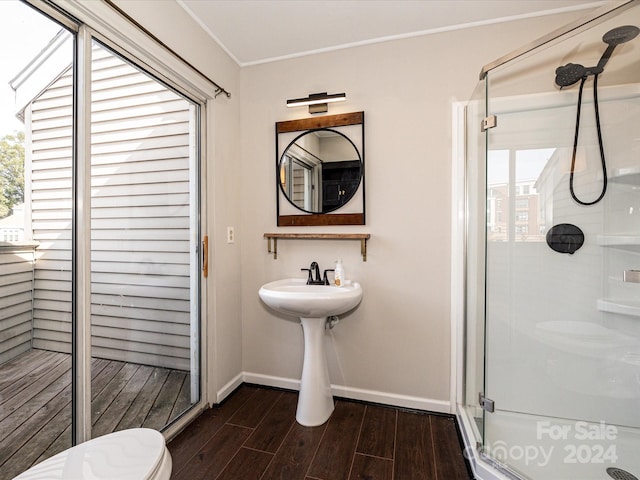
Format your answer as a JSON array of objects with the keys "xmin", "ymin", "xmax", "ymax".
[{"xmin": 0, "ymin": 132, "xmax": 25, "ymax": 218}]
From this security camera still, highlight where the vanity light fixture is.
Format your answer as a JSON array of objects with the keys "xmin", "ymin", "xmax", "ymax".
[{"xmin": 286, "ymin": 92, "xmax": 346, "ymax": 114}]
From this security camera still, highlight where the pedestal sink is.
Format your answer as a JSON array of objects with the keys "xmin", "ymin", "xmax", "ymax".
[{"xmin": 258, "ymin": 278, "xmax": 363, "ymax": 426}]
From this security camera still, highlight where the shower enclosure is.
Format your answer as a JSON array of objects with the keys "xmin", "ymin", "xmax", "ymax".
[{"xmin": 459, "ymin": 2, "xmax": 640, "ymax": 479}]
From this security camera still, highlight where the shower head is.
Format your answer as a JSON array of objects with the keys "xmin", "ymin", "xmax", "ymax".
[
  {"xmin": 596, "ymin": 25, "xmax": 640, "ymax": 72},
  {"xmin": 557, "ymin": 26, "xmax": 638, "ymax": 206},
  {"xmin": 602, "ymin": 25, "xmax": 639, "ymax": 46},
  {"xmin": 555, "ymin": 63, "xmax": 588, "ymax": 88},
  {"xmin": 555, "ymin": 25, "xmax": 639, "ymax": 88}
]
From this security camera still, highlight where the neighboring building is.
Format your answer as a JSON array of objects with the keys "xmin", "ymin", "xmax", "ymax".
[
  {"xmin": 0, "ymin": 204, "xmax": 25, "ymax": 242},
  {"xmin": 487, "ymin": 180, "xmax": 543, "ymax": 242}
]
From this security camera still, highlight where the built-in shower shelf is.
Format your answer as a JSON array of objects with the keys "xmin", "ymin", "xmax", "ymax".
[
  {"xmin": 611, "ymin": 167, "xmax": 640, "ymax": 186},
  {"xmin": 597, "ymin": 299, "xmax": 640, "ymax": 317},
  {"xmin": 596, "ymin": 235, "xmax": 640, "ymax": 252}
]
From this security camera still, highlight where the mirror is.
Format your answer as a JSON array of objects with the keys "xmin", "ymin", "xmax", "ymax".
[
  {"xmin": 276, "ymin": 112, "xmax": 365, "ymax": 226},
  {"xmin": 279, "ymin": 129, "xmax": 361, "ymax": 214}
]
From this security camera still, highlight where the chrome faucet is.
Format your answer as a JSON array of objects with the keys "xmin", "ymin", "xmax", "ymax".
[{"xmin": 301, "ymin": 261, "xmax": 327, "ymax": 285}]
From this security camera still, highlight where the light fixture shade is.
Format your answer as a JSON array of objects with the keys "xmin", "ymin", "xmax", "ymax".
[{"xmin": 286, "ymin": 92, "xmax": 346, "ymax": 108}]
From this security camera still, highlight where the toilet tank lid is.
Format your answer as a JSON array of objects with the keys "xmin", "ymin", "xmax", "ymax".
[{"xmin": 12, "ymin": 428, "xmax": 166, "ymax": 480}]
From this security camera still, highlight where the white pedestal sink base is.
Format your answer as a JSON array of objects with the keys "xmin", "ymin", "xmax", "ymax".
[
  {"xmin": 296, "ymin": 316, "xmax": 334, "ymax": 427},
  {"xmin": 258, "ymin": 278, "xmax": 363, "ymax": 427}
]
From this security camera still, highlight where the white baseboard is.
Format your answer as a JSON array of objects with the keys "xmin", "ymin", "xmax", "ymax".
[
  {"xmin": 234, "ymin": 371, "xmax": 451, "ymax": 414},
  {"xmin": 216, "ymin": 372, "xmax": 244, "ymax": 403},
  {"xmin": 331, "ymin": 383, "xmax": 451, "ymax": 413},
  {"xmin": 243, "ymin": 372, "xmax": 301, "ymax": 391}
]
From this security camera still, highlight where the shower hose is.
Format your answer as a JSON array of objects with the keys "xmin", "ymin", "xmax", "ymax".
[{"xmin": 569, "ymin": 73, "xmax": 608, "ymax": 206}]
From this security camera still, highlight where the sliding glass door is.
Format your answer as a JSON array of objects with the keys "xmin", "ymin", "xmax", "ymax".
[
  {"xmin": 0, "ymin": 3, "xmax": 203, "ymax": 477},
  {"xmin": 89, "ymin": 40, "xmax": 200, "ymax": 437},
  {"xmin": 0, "ymin": 3, "xmax": 75, "ymax": 477}
]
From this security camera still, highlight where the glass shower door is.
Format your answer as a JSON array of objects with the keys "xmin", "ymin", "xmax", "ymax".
[
  {"xmin": 463, "ymin": 78, "xmax": 488, "ymax": 445},
  {"xmin": 480, "ymin": 6, "xmax": 640, "ymax": 479}
]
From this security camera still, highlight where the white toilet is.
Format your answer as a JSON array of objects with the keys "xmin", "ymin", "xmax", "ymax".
[{"xmin": 13, "ymin": 428, "xmax": 172, "ymax": 480}]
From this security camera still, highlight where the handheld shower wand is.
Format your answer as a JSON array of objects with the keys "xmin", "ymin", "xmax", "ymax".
[
  {"xmin": 555, "ymin": 25, "xmax": 639, "ymax": 88},
  {"xmin": 555, "ymin": 25, "xmax": 639, "ymax": 206}
]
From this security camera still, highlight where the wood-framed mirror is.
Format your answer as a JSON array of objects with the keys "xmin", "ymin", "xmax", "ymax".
[{"xmin": 275, "ymin": 112, "xmax": 365, "ymax": 226}]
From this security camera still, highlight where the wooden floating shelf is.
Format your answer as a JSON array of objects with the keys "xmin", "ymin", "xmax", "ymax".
[{"xmin": 263, "ymin": 233, "xmax": 371, "ymax": 261}]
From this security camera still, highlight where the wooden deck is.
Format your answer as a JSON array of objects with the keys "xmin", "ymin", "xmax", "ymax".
[{"xmin": 0, "ymin": 349, "xmax": 191, "ymax": 480}]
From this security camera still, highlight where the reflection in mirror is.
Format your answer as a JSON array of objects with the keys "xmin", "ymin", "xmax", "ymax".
[
  {"xmin": 279, "ymin": 129, "xmax": 361, "ymax": 214},
  {"xmin": 276, "ymin": 111, "xmax": 364, "ymax": 226}
]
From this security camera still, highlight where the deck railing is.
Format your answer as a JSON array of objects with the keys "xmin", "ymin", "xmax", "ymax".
[{"xmin": 0, "ymin": 242, "xmax": 38, "ymax": 364}]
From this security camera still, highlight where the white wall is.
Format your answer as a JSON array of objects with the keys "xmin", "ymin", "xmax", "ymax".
[
  {"xmin": 239, "ymin": 11, "xmax": 592, "ymax": 411},
  {"xmin": 113, "ymin": 2, "xmax": 591, "ymax": 411}
]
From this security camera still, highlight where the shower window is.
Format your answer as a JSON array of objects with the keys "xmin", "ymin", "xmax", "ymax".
[{"xmin": 487, "ymin": 148, "xmax": 552, "ymax": 243}]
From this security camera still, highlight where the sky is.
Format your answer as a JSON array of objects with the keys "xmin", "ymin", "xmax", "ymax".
[
  {"xmin": 0, "ymin": 1, "xmax": 63, "ymax": 136},
  {"xmin": 487, "ymin": 148, "xmax": 554, "ymax": 186}
]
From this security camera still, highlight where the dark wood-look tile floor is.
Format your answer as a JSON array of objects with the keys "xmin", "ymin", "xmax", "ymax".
[{"xmin": 169, "ymin": 385, "xmax": 472, "ymax": 480}]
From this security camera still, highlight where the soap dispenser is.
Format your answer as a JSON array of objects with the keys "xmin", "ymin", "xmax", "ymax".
[{"xmin": 334, "ymin": 259, "xmax": 344, "ymax": 287}]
